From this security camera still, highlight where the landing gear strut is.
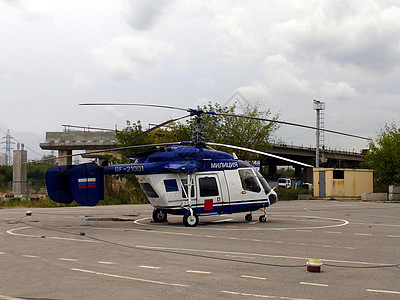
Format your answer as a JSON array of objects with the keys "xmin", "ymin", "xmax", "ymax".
[{"xmin": 259, "ymin": 206, "xmax": 268, "ymax": 222}]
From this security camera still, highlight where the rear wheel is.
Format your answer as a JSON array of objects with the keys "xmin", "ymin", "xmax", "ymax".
[
  {"xmin": 245, "ymin": 213, "xmax": 252, "ymax": 222},
  {"xmin": 183, "ymin": 211, "xmax": 199, "ymax": 227},
  {"xmin": 153, "ymin": 209, "xmax": 167, "ymax": 222}
]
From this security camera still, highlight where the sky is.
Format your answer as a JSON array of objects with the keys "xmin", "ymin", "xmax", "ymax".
[{"xmin": 0, "ymin": 0, "xmax": 399, "ymax": 160}]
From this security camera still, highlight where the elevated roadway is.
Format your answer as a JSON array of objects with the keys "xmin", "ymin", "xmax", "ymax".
[{"xmin": 40, "ymin": 131, "xmax": 365, "ymax": 181}]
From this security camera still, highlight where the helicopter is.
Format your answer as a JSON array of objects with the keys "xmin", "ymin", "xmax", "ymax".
[{"xmin": 44, "ymin": 103, "xmax": 368, "ymax": 227}]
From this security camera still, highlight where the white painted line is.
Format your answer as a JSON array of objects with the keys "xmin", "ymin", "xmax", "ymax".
[
  {"xmin": 22, "ymin": 255, "xmax": 39, "ymax": 258},
  {"xmin": 367, "ymin": 289, "xmax": 400, "ymax": 295},
  {"xmin": 322, "ymin": 245, "xmax": 333, "ymax": 248},
  {"xmin": 354, "ymin": 233, "xmax": 373, "ymax": 236},
  {"xmin": 7, "ymin": 227, "xmax": 98, "ymax": 243},
  {"xmin": 297, "ymin": 230, "xmax": 312, "ymax": 232},
  {"xmin": 229, "ymin": 237, "xmax": 239, "ymax": 240},
  {"xmin": 251, "ymin": 239, "xmax": 262, "ymax": 242},
  {"xmin": 0, "ymin": 252, "xmax": 5, "ymax": 255},
  {"xmin": 213, "ymin": 218, "xmax": 234, "ymax": 223},
  {"xmin": 136, "ymin": 245, "xmax": 391, "ymax": 266},
  {"xmin": 186, "ymin": 270, "xmax": 212, "ymax": 274},
  {"xmin": 59, "ymin": 258, "xmax": 78, "ymax": 262},
  {"xmin": 241, "ymin": 275, "xmax": 267, "ymax": 280},
  {"xmin": 300, "ymin": 282, "xmax": 328, "ymax": 287},
  {"xmin": 221, "ymin": 290, "xmax": 275, "ymax": 298},
  {"xmin": 71, "ymin": 268, "xmax": 189, "ymax": 287},
  {"xmin": 225, "ymin": 255, "xmax": 255, "ymax": 259},
  {"xmin": 0, "ymin": 295, "xmax": 25, "ymax": 300},
  {"xmin": 386, "ymin": 235, "xmax": 400, "ymax": 238},
  {"xmin": 324, "ymin": 231, "xmax": 342, "ymax": 234},
  {"xmin": 98, "ymin": 261, "xmax": 117, "ymax": 265},
  {"xmin": 274, "ymin": 241, "xmax": 283, "ymax": 244},
  {"xmin": 139, "ymin": 265, "xmax": 161, "ymax": 270}
]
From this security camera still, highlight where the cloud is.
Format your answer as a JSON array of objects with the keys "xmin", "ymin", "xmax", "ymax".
[
  {"xmin": 320, "ymin": 81, "xmax": 357, "ymax": 101},
  {"xmin": 260, "ymin": 54, "xmax": 313, "ymax": 96},
  {"xmin": 209, "ymin": 7, "xmax": 264, "ymax": 63},
  {"xmin": 91, "ymin": 34, "xmax": 175, "ymax": 81},
  {"xmin": 271, "ymin": 0, "xmax": 400, "ymax": 72},
  {"xmin": 72, "ymin": 74, "xmax": 93, "ymax": 90},
  {"xmin": 121, "ymin": 0, "xmax": 174, "ymax": 31}
]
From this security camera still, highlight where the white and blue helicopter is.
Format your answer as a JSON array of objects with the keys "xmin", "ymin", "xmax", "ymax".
[{"xmin": 44, "ymin": 104, "xmax": 324, "ymax": 226}]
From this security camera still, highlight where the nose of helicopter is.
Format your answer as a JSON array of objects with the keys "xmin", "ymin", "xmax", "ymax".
[{"xmin": 269, "ymin": 193, "xmax": 278, "ymax": 204}]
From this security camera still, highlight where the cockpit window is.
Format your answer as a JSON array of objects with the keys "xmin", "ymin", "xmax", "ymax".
[{"xmin": 239, "ymin": 169, "xmax": 261, "ymax": 193}]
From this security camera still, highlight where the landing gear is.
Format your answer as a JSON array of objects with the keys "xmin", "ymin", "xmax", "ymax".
[
  {"xmin": 152, "ymin": 209, "xmax": 167, "ymax": 223},
  {"xmin": 259, "ymin": 215, "xmax": 267, "ymax": 222},
  {"xmin": 245, "ymin": 213, "xmax": 252, "ymax": 222},
  {"xmin": 183, "ymin": 211, "xmax": 199, "ymax": 227}
]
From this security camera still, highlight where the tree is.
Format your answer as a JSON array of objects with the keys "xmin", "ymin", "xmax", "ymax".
[
  {"xmin": 363, "ymin": 121, "xmax": 400, "ymax": 192},
  {"xmin": 187, "ymin": 102, "xmax": 280, "ymax": 161}
]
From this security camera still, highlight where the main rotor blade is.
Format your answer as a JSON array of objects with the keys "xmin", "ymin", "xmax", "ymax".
[
  {"xmin": 30, "ymin": 142, "xmax": 183, "ymax": 165},
  {"xmin": 80, "ymin": 102, "xmax": 189, "ymax": 112},
  {"xmin": 208, "ymin": 142, "xmax": 313, "ymax": 168},
  {"xmin": 216, "ymin": 112, "xmax": 372, "ymax": 141},
  {"xmin": 128, "ymin": 114, "xmax": 190, "ymax": 143}
]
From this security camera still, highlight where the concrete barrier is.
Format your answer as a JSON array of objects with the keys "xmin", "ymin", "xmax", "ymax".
[{"xmin": 361, "ymin": 193, "xmax": 387, "ymax": 201}]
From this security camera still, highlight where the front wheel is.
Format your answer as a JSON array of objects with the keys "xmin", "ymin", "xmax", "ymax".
[
  {"xmin": 259, "ymin": 215, "xmax": 267, "ymax": 223},
  {"xmin": 183, "ymin": 211, "xmax": 199, "ymax": 227}
]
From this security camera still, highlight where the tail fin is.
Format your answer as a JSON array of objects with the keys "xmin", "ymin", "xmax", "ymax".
[{"xmin": 46, "ymin": 163, "xmax": 104, "ymax": 206}]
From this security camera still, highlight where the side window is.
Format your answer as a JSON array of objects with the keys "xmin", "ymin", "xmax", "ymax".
[
  {"xmin": 140, "ymin": 183, "xmax": 159, "ymax": 198},
  {"xmin": 199, "ymin": 177, "xmax": 219, "ymax": 197},
  {"xmin": 239, "ymin": 169, "xmax": 261, "ymax": 193},
  {"xmin": 164, "ymin": 179, "xmax": 179, "ymax": 192}
]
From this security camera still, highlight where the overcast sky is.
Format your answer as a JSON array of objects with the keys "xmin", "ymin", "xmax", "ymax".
[{"xmin": 1, "ymin": 0, "xmax": 399, "ymax": 160}]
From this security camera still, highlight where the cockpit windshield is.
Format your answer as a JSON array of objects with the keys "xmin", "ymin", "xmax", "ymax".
[{"xmin": 255, "ymin": 169, "xmax": 272, "ymax": 194}]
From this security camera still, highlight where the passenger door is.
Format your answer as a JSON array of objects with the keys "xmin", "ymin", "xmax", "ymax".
[{"xmin": 196, "ymin": 174, "xmax": 225, "ymax": 213}]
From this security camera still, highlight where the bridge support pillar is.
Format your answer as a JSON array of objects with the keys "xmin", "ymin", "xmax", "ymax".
[
  {"xmin": 267, "ymin": 163, "xmax": 277, "ymax": 180},
  {"xmin": 58, "ymin": 150, "xmax": 72, "ymax": 166}
]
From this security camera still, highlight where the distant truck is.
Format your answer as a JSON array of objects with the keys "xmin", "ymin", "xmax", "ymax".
[{"xmin": 278, "ymin": 177, "xmax": 302, "ymax": 189}]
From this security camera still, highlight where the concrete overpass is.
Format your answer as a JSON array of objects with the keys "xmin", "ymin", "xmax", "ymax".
[{"xmin": 40, "ymin": 130, "xmax": 365, "ymax": 182}]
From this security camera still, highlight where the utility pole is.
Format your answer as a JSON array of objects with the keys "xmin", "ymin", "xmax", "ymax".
[
  {"xmin": 313, "ymin": 100, "xmax": 325, "ymax": 168},
  {"xmin": 1, "ymin": 129, "xmax": 15, "ymax": 166}
]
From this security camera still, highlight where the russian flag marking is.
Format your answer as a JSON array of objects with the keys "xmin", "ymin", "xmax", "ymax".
[{"xmin": 78, "ymin": 178, "xmax": 96, "ymax": 189}]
